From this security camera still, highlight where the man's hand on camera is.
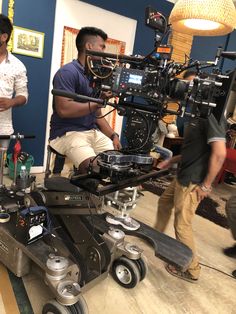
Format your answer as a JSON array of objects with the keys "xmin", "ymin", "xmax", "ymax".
[
  {"xmin": 100, "ymin": 91, "xmax": 113, "ymax": 100},
  {"xmin": 157, "ymin": 158, "xmax": 172, "ymax": 169},
  {"xmin": 158, "ymin": 154, "xmax": 181, "ymax": 169},
  {"xmin": 152, "ymin": 157, "xmax": 159, "ymax": 168},
  {"xmin": 0, "ymin": 98, "xmax": 14, "ymax": 111},
  {"xmin": 112, "ymin": 136, "xmax": 122, "ymax": 150}
]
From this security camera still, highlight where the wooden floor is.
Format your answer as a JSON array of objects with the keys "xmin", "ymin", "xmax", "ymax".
[
  {"xmin": 0, "ymin": 264, "xmax": 20, "ymax": 314},
  {"xmin": 0, "ymin": 176, "xmax": 236, "ymax": 314}
]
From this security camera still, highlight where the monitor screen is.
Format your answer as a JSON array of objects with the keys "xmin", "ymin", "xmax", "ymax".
[{"xmin": 128, "ymin": 74, "xmax": 143, "ymax": 85}]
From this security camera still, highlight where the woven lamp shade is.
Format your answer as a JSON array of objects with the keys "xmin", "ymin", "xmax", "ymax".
[{"xmin": 169, "ymin": 0, "xmax": 236, "ymax": 36}]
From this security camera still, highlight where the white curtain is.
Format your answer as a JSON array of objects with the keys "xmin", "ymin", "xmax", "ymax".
[{"xmin": 61, "ymin": 27, "xmax": 78, "ymax": 66}]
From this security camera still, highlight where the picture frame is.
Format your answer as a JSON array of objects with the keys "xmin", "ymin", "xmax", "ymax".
[{"xmin": 12, "ymin": 26, "xmax": 45, "ymax": 58}]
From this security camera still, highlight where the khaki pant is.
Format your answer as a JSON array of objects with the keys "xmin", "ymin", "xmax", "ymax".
[
  {"xmin": 50, "ymin": 130, "xmax": 113, "ymax": 168},
  {"xmin": 155, "ymin": 178, "xmax": 201, "ymax": 279}
]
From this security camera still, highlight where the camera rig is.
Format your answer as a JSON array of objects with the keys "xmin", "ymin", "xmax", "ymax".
[{"xmin": 53, "ymin": 7, "xmax": 235, "ymax": 187}]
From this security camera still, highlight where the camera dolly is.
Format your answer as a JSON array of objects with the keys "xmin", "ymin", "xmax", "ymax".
[{"xmin": 0, "ymin": 141, "xmax": 192, "ymax": 314}]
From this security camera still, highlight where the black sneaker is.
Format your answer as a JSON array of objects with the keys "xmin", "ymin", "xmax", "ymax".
[
  {"xmin": 223, "ymin": 244, "xmax": 236, "ymax": 257},
  {"xmin": 224, "ymin": 179, "xmax": 236, "ymax": 186},
  {"xmin": 224, "ymin": 174, "xmax": 236, "ymax": 186},
  {"xmin": 232, "ymin": 270, "xmax": 236, "ymax": 278}
]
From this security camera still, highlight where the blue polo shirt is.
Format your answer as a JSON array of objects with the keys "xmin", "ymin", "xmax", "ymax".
[{"xmin": 49, "ymin": 60, "xmax": 97, "ymax": 140}]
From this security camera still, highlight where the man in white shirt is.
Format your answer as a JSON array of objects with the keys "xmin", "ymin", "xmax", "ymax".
[{"xmin": 0, "ymin": 14, "xmax": 28, "ymax": 149}]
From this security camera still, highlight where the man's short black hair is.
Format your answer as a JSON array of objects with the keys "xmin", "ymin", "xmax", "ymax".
[
  {"xmin": 76, "ymin": 27, "xmax": 107, "ymax": 53},
  {"xmin": 183, "ymin": 70, "xmax": 197, "ymax": 79},
  {"xmin": 0, "ymin": 14, "xmax": 13, "ymax": 43}
]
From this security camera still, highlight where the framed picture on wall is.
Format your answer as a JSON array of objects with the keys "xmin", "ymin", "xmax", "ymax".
[{"xmin": 12, "ymin": 26, "xmax": 45, "ymax": 58}]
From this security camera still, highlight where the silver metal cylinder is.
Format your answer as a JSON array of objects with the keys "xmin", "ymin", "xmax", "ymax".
[{"xmin": 46, "ymin": 255, "xmax": 69, "ymax": 281}]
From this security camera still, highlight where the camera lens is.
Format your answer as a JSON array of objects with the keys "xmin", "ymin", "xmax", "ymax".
[{"xmin": 168, "ymin": 79, "xmax": 189, "ymax": 100}]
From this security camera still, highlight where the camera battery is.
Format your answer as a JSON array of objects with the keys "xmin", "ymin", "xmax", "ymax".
[{"xmin": 15, "ymin": 206, "xmax": 49, "ymax": 245}]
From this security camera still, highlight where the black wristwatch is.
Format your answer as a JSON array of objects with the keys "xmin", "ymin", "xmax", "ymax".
[{"xmin": 110, "ymin": 132, "xmax": 119, "ymax": 141}]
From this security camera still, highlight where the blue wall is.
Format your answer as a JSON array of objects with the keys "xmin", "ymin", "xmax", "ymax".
[
  {"xmin": 2, "ymin": 0, "xmax": 56, "ymax": 166},
  {"xmin": 190, "ymin": 34, "xmax": 235, "ymax": 73},
  {"xmin": 191, "ymin": 35, "xmax": 227, "ymax": 64},
  {"xmin": 82, "ymin": 0, "xmax": 173, "ymax": 55},
  {"xmin": 221, "ymin": 31, "xmax": 236, "ymax": 72}
]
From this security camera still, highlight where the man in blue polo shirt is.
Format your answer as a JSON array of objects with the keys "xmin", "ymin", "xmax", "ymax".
[{"xmin": 49, "ymin": 27, "xmax": 121, "ymax": 174}]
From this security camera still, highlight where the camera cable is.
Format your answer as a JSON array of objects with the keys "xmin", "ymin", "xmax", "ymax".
[
  {"xmin": 95, "ymin": 107, "xmax": 116, "ymax": 119},
  {"xmin": 199, "ymin": 262, "xmax": 236, "ymax": 279}
]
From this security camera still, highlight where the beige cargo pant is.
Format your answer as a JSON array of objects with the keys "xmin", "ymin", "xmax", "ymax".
[{"xmin": 155, "ymin": 178, "xmax": 201, "ymax": 279}]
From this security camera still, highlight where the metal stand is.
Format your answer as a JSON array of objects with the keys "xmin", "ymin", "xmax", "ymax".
[
  {"xmin": 105, "ymin": 187, "xmax": 141, "ymax": 230},
  {"xmin": 0, "ymin": 147, "xmax": 7, "ymax": 188}
]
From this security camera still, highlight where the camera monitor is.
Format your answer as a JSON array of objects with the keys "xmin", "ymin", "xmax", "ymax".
[
  {"xmin": 145, "ymin": 6, "xmax": 167, "ymax": 33},
  {"xmin": 112, "ymin": 68, "xmax": 146, "ymax": 94}
]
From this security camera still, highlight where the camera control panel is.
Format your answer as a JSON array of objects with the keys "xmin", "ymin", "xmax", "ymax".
[{"xmin": 112, "ymin": 68, "xmax": 147, "ymax": 94}]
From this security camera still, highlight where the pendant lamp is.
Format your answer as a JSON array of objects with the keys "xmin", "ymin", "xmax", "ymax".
[{"xmin": 169, "ymin": 0, "xmax": 236, "ymax": 36}]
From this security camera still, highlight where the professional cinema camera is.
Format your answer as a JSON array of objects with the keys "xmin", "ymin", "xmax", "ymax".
[
  {"xmin": 53, "ymin": 6, "xmax": 236, "ymax": 185},
  {"xmin": 1, "ymin": 7, "xmax": 235, "ymax": 314}
]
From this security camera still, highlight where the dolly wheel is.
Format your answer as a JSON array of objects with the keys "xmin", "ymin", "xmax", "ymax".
[
  {"xmin": 134, "ymin": 256, "xmax": 148, "ymax": 281},
  {"xmin": 112, "ymin": 256, "xmax": 141, "ymax": 289},
  {"xmin": 67, "ymin": 296, "xmax": 89, "ymax": 314},
  {"xmin": 42, "ymin": 299, "xmax": 70, "ymax": 314},
  {"xmin": 42, "ymin": 296, "xmax": 88, "ymax": 314}
]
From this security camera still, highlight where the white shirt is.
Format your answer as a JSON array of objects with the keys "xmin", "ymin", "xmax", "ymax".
[{"xmin": 0, "ymin": 52, "xmax": 28, "ymax": 135}]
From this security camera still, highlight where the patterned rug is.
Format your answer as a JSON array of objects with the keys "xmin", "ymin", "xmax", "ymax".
[
  {"xmin": 8, "ymin": 271, "xmax": 33, "ymax": 314},
  {"xmin": 0, "ymin": 263, "xmax": 33, "ymax": 314},
  {"xmin": 142, "ymin": 175, "xmax": 229, "ymax": 229}
]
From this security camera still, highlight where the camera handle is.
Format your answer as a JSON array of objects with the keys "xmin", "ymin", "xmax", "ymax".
[
  {"xmin": 51, "ymin": 89, "xmax": 106, "ymax": 108},
  {"xmin": 0, "ymin": 134, "xmax": 35, "ymax": 140}
]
